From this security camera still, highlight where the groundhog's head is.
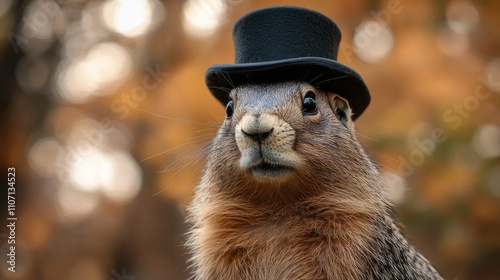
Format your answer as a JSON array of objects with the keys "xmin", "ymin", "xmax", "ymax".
[{"xmin": 204, "ymin": 81, "xmax": 376, "ymax": 198}]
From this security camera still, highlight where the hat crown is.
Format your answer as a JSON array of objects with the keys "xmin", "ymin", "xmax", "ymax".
[
  {"xmin": 233, "ymin": 6, "xmax": 341, "ymax": 64},
  {"xmin": 205, "ymin": 6, "xmax": 371, "ymax": 120}
]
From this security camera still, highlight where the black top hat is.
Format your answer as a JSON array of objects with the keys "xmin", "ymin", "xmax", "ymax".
[{"xmin": 205, "ymin": 6, "xmax": 370, "ymax": 120}]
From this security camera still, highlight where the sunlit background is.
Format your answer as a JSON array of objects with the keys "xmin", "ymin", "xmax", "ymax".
[{"xmin": 0, "ymin": 0, "xmax": 499, "ymax": 279}]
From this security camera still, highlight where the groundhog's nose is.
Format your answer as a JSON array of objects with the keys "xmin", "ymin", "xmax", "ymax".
[
  {"xmin": 241, "ymin": 127, "xmax": 274, "ymax": 143},
  {"xmin": 238, "ymin": 114, "xmax": 275, "ymax": 144}
]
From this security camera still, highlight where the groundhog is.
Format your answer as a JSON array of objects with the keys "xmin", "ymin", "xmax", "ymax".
[{"xmin": 186, "ymin": 82, "xmax": 443, "ymax": 280}]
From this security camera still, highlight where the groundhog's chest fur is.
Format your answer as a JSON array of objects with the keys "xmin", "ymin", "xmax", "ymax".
[
  {"xmin": 190, "ymin": 197, "xmax": 375, "ymax": 280},
  {"xmin": 191, "ymin": 202, "xmax": 442, "ymax": 280}
]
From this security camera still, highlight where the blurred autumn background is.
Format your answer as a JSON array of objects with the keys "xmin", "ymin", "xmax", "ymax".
[{"xmin": 0, "ymin": 0, "xmax": 499, "ymax": 279}]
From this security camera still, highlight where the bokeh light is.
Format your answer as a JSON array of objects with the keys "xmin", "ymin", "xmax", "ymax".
[
  {"xmin": 406, "ymin": 122, "xmax": 436, "ymax": 153},
  {"xmin": 100, "ymin": 151, "xmax": 142, "ymax": 203},
  {"xmin": 485, "ymin": 57, "xmax": 500, "ymax": 92},
  {"xmin": 446, "ymin": 0, "xmax": 479, "ymax": 34},
  {"xmin": 56, "ymin": 42, "xmax": 132, "ymax": 103},
  {"xmin": 436, "ymin": 25, "xmax": 469, "ymax": 56},
  {"xmin": 382, "ymin": 171, "xmax": 408, "ymax": 204},
  {"xmin": 19, "ymin": 0, "xmax": 60, "ymax": 54},
  {"xmin": 472, "ymin": 124, "xmax": 500, "ymax": 159},
  {"xmin": 353, "ymin": 20, "xmax": 394, "ymax": 63},
  {"xmin": 57, "ymin": 185, "xmax": 100, "ymax": 220},
  {"xmin": 182, "ymin": 0, "xmax": 227, "ymax": 39},
  {"xmin": 28, "ymin": 111, "xmax": 143, "ymax": 208},
  {"xmin": 437, "ymin": 0, "xmax": 479, "ymax": 56},
  {"xmin": 68, "ymin": 147, "xmax": 107, "ymax": 192},
  {"xmin": 64, "ymin": 118, "xmax": 105, "ymax": 149},
  {"xmin": 100, "ymin": 0, "xmax": 160, "ymax": 38},
  {"xmin": 28, "ymin": 137, "xmax": 64, "ymax": 178},
  {"xmin": 67, "ymin": 149, "xmax": 141, "ymax": 203}
]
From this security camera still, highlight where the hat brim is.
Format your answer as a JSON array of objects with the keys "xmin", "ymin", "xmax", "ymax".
[{"xmin": 205, "ymin": 57, "xmax": 370, "ymax": 120}]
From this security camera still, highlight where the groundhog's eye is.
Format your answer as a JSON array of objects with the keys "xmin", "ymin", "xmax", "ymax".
[
  {"xmin": 302, "ymin": 91, "xmax": 317, "ymax": 115},
  {"xmin": 226, "ymin": 98, "xmax": 234, "ymax": 118}
]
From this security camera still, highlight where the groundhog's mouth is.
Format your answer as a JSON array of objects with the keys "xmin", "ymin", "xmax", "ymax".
[{"xmin": 250, "ymin": 161, "xmax": 294, "ymax": 179}]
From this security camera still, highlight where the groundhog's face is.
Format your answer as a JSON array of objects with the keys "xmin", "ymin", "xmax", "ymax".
[{"xmin": 215, "ymin": 82, "xmax": 357, "ymax": 186}]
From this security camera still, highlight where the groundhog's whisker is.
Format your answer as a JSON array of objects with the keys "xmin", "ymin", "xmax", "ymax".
[
  {"xmin": 152, "ymin": 142, "xmax": 211, "ymax": 197},
  {"xmin": 298, "ymin": 68, "xmax": 312, "ymax": 83},
  {"xmin": 355, "ymin": 132, "xmax": 379, "ymax": 142},
  {"xmin": 160, "ymin": 141, "xmax": 211, "ymax": 174},
  {"xmin": 195, "ymin": 127, "xmax": 219, "ymax": 134},
  {"xmin": 355, "ymin": 133, "xmax": 400, "ymax": 162},
  {"xmin": 204, "ymin": 112, "xmax": 220, "ymax": 124},
  {"xmin": 153, "ymin": 151, "xmax": 202, "ymax": 196},
  {"xmin": 312, "ymin": 75, "xmax": 349, "ymax": 87},
  {"xmin": 362, "ymin": 146, "xmax": 399, "ymax": 163},
  {"xmin": 140, "ymin": 135, "xmax": 214, "ymax": 162},
  {"xmin": 376, "ymin": 161, "xmax": 400, "ymax": 172},
  {"xmin": 136, "ymin": 108, "xmax": 220, "ymax": 126},
  {"xmin": 208, "ymin": 85, "xmax": 232, "ymax": 94},
  {"xmin": 182, "ymin": 133, "xmax": 217, "ymax": 142},
  {"xmin": 158, "ymin": 153, "xmax": 203, "ymax": 177},
  {"xmin": 153, "ymin": 152, "xmax": 208, "ymax": 197},
  {"xmin": 171, "ymin": 150, "xmax": 207, "ymax": 176},
  {"xmin": 307, "ymin": 73, "xmax": 324, "ymax": 85},
  {"xmin": 220, "ymin": 71, "xmax": 236, "ymax": 88}
]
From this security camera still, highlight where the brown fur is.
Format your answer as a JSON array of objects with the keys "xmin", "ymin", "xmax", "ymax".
[{"xmin": 187, "ymin": 82, "xmax": 442, "ymax": 280}]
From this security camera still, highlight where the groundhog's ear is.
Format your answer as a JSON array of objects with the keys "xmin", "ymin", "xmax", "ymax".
[{"xmin": 328, "ymin": 94, "xmax": 353, "ymax": 127}]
